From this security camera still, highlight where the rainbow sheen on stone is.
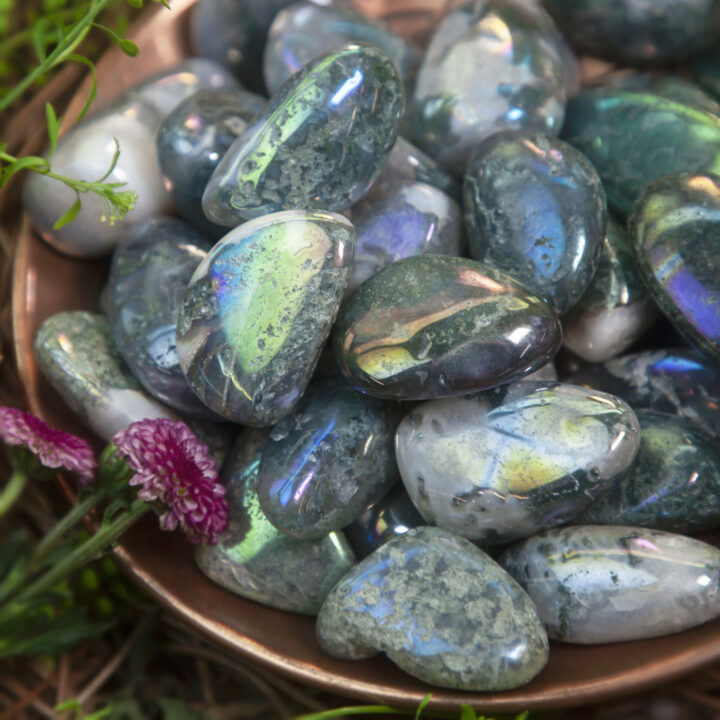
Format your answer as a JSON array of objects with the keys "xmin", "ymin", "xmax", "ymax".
[
  {"xmin": 176, "ymin": 210, "xmax": 355, "ymax": 426},
  {"xmin": 202, "ymin": 43, "xmax": 404, "ymax": 225}
]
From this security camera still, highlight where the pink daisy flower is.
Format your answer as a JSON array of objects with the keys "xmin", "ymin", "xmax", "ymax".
[
  {"xmin": 112, "ymin": 419, "xmax": 229, "ymax": 545},
  {"xmin": 0, "ymin": 406, "xmax": 96, "ymax": 484}
]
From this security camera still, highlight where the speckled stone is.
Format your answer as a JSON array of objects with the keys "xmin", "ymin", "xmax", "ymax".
[
  {"xmin": 256, "ymin": 379, "xmax": 399, "ymax": 539},
  {"xmin": 107, "ymin": 216, "xmax": 216, "ymax": 419},
  {"xmin": 195, "ymin": 429, "xmax": 356, "ymax": 614},
  {"xmin": 157, "ymin": 87, "xmax": 265, "ymax": 238},
  {"xmin": 410, "ymin": 0, "xmax": 572, "ymax": 176},
  {"xmin": 579, "ymin": 410, "xmax": 720, "ymax": 534},
  {"xmin": 543, "ymin": 0, "xmax": 720, "ymax": 64},
  {"xmin": 464, "ymin": 131, "xmax": 606, "ymax": 313},
  {"xmin": 202, "ymin": 43, "xmax": 404, "ymax": 225},
  {"xmin": 176, "ymin": 210, "xmax": 355, "ymax": 426},
  {"xmin": 317, "ymin": 526, "xmax": 549, "ymax": 690},
  {"xmin": 500, "ymin": 525, "xmax": 720, "ymax": 643},
  {"xmin": 630, "ymin": 172, "xmax": 720, "ymax": 363},
  {"xmin": 396, "ymin": 382, "xmax": 640, "ymax": 544},
  {"xmin": 563, "ymin": 216, "xmax": 658, "ymax": 363},
  {"xmin": 610, "ymin": 74, "xmax": 720, "ymax": 116},
  {"xmin": 334, "ymin": 255, "xmax": 562, "ymax": 400},
  {"xmin": 562, "ymin": 86, "xmax": 720, "ymax": 218},
  {"xmin": 347, "ymin": 180, "xmax": 463, "ymax": 294},
  {"xmin": 264, "ymin": 0, "xmax": 420, "ymax": 96}
]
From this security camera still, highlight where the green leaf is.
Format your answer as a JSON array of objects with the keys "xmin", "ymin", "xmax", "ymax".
[
  {"xmin": 49, "ymin": 23, "xmax": 90, "ymax": 68},
  {"xmin": 461, "ymin": 705, "xmax": 477, "ymax": 720},
  {"xmin": 415, "ymin": 694, "xmax": 432, "ymax": 720},
  {"xmin": 119, "ymin": 38, "xmax": 139, "ymax": 56},
  {"xmin": 53, "ymin": 195, "xmax": 81, "ymax": 229},
  {"xmin": 126, "ymin": 0, "xmax": 143, "ymax": 6},
  {"xmin": 45, "ymin": 101, "xmax": 60, "ymax": 155},
  {"xmin": 102, "ymin": 499, "xmax": 129, "ymax": 525},
  {"xmin": 65, "ymin": 53, "xmax": 96, "ymax": 122},
  {"xmin": 31, "ymin": 17, "xmax": 49, "ymax": 63},
  {"xmin": 156, "ymin": 698, "xmax": 204, "ymax": 720},
  {"xmin": 96, "ymin": 137, "xmax": 121, "ymax": 182},
  {"xmin": 1, "ymin": 154, "xmax": 49, "ymax": 181}
]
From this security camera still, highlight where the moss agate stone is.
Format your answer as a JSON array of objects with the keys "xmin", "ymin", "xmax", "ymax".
[
  {"xmin": 563, "ymin": 216, "xmax": 658, "ymax": 363},
  {"xmin": 396, "ymin": 382, "xmax": 640, "ymax": 544},
  {"xmin": 203, "ymin": 43, "xmax": 404, "ymax": 225},
  {"xmin": 579, "ymin": 410, "xmax": 720, "ymax": 533},
  {"xmin": 157, "ymin": 88, "xmax": 266, "ymax": 238},
  {"xmin": 500, "ymin": 525, "xmax": 720, "ymax": 643},
  {"xmin": 464, "ymin": 132, "xmax": 606, "ymax": 313},
  {"xmin": 195, "ymin": 430, "xmax": 356, "ymax": 614},
  {"xmin": 630, "ymin": 172, "xmax": 720, "ymax": 363},
  {"xmin": 176, "ymin": 210, "xmax": 355, "ymax": 425},
  {"xmin": 317, "ymin": 526, "xmax": 548, "ymax": 690},
  {"xmin": 264, "ymin": 0, "xmax": 420, "ymax": 96},
  {"xmin": 257, "ymin": 379, "xmax": 399, "ymax": 539},
  {"xmin": 334, "ymin": 255, "xmax": 561, "ymax": 400},
  {"xmin": 562, "ymin": 87, "xmax": 720, "ymax": 218},
  {"xmin": 410, "ymin": 0, "xmax": 571, "ymax": 176}
]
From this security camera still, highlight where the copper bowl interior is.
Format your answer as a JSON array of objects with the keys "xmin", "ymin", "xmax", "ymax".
[{"xmin": 12, "ymin": 0, "xmax": 720, "ymax": 712}]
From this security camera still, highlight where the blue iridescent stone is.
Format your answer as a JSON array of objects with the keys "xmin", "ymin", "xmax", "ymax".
[{"xmin": 202, "ymin": 43, "xmax": 404, "ymax": 225}]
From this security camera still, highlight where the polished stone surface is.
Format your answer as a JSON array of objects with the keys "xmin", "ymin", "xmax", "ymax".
[
  {"xmin": 348, "ymin": 179, "xmax": 462, "ymax": 293},
  {"xmin": 195, "ymin": 429, "xmax": 356, "ymax": 614},
  {"xmin": 257, "ymin": 379, "xmax": 399, "ymax": 539},
  {"xmin": 176, "ymin": 210, "xmax": 355, "ymax": 425},
  {"xmin": 579, "ymin": 410, "xmax": 720, "ymax": 533},
  {"xmin": 203, "ymin": 43, "xmax": 404, "ymax": 225},
  {"xmin": 317, "ymin": 526, "xmax": 548, "ymax": 690},
  {"xmin": 410, "ymin": 0, "xmax": 570, "ymax": 176},
  {"xmin": 464, "ymin": 132, "xmax": 606, "ymax": 313},
  {"xmin": 396, "ymin": 382, "xmax": 640, "ymax": 544},
  {"xmin": 563, "ymin": 216, "xmax": 658, "ymax": 362},
  {"xmin": 264, "ymin": 0, "xmax": 419, "ymax": 95},
  {"xmin": 157, "ymin": 87, "xmax": 266, "ymax": 238},
  {"xmin": 630, "ymin": 172, "xmax": 720, "ymax": 362},
  {"xmin": 611, "ymin": 74, "xmax": 720, "ymax": 116},
  {"xmin": 334, "ymin": 255, "xmax": 562, "ymax": 400},
  {"xmin": 562, "ymin": 86, "xmax": 720, "ymax": 218},
  {"xmin": 500, "ymin": 525, "xmax": 720, "ymax": 643},
  {"xmin": 107, "ymin": 216, "xmax": 216, "ymax": 419}
]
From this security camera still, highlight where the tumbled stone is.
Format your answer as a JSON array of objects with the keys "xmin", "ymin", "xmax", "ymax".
[
  {"xmin": 317, "ymin": 526, "xmax": 548, "ymax": 690},
  {"xmin": 177, "ymin": 210, "xmax": 355, "ymax": 425},
  {"xmin": 203, "ymin": 43, "xmax": 404, "ymax": 225},
  {"xmin": 562, "ymin": 87, "xmax": 720, "ymax": 218},
  {"xmin": 257, "ymin": 379, "xmax": 399, "ymax": 540},
  {"xmin": 107, "ymin": 216, "xmax": 216, "ymax": 419},
  {"xmin": 157, "ymin": 87, "xmax": 265, "ymax": 238},
  {"xmin": 692, "ymin": 49, "xmax": 720, "ymax": 100},
  {"xmin": 543, "ymin": 0, "xmax": 720, "ymax": 64},
  {"xmin": 464, "ymin": 131, "xmax": 606, "ymax": 313},
  {"xmin": 500, "ymin": 525, "xmax": 720, "ymax": 643},
  {"xmin": 630, "ymin": 172, "xmax": 720, "ymax": 363},
  {"xmin": 579, "ymin": 410, "xmax": 720, "ymax": 533},
  {"xmin": 410, "ymin": 0, "xmax": 570, "ymax": 176},
  {"xmin": 334, "ymin": 255, "xmax": 561, "ymax": 400},
  {"xmin": 611, "ymin": 74, "xmax": 720, "ymax": 116},
  {"xmin": 264, "ymin": 1, "xmax": 420, "ymax": 96},
  {"xmin": 396, "ymin": 382, "xmax": 640, "ymax": 544},
  {"xmin": 563, "ymin": 216, "xmax": 658, "ymax": 362},
  {"xmin": 347, "ymin": 179, "xmax": 462, "ymax": 293},
  {"xmin": 525, "ymin": 361, "xmax": 557, "ymax": 382},
  {"xmin": 195, "ymin": 429, "xmax": 356, "ymax": 614}
]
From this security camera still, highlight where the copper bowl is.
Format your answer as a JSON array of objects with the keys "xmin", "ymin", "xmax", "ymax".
[{"xmin": 11, "ymin": 0, "xmax": 720, "ymax": 712}]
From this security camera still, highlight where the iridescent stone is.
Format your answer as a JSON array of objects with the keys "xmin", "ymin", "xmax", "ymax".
[
  {"xmin": 344, "ymin": 486, "xmax": 424, "ymax": 559},
  {"xmin": 543, "ymin": 0, "xmax": 720, "ymax": 64},
  {"xmin": 195, "ymin": 429, "xmax": 356, "ymax": 614},
  {"xmin": 464, "ymin": 132, "xmax": 606, "ymax": 313},
  {"xmin": 203, "ymin": 43, "xmax": 404, "ymax": 225},
  {"xmin": 176, "ymin": 210, "xmax": 355, "ymax": 425},
  {"xmin": 256, "ymin": 379, "xmax": 399, "ymax": 539},
  {"xmin": 334, "ymin": 255, "xmax": 562, "ymax": 400},
  {"xmin": 23, "ymin": 60, "xmax": 235, "ymax": 258},
  {"xmin": 410, "ymin": 0, "xmax": 570, "ymax": 176},
  {"xmin": 347, "ymin": 180, "xmax": 462, "ymax": 293},
  {"xmin": 579, "ymin": 410, "xmax": 720, "ymax": 533},
  {"xmin": 264, "ymin": 0, "xmax": 420, "ymax": 96},
  {"xmin": 562, "ymin": 87, "xmax": 720, "ymax": 218},
  {"xmin": 526, "ymin": 361, "xmax": 557, "ymax": 382},
  {"xmin": 157, "ymin": 88, "xmax": 266, "ymax": 238},
  {"xmin": 396, "ymin": 382, "xmax": 640, "ymax": 544},
  {"xmin": 107, "ymin": 217, "xmax": 216, "ymax": 419},
  {"xmin": 629, "ymin": 172, "xmax": 720, "ymax": 363},
  {"xmin": 500, "ymin": 525, "xmax": 720, "ymax": 643},
  {"xmin": 611, "ymin": 74, "xmax": 720, "ymax": 116},
  {"xmin": 563, "ymin": 216, "xmax": 658, "ymax": 363},
  {"xmin": 317, "ymin": 526, "xmax": 548, "ymax": 690}
]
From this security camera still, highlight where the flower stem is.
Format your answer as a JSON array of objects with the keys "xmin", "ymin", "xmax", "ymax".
[
  {"xmin": 0, "ymin": 470, "xmax": 27, "ymax": 517},
  {"xmin": 294, "ymin": 706, "xmax": 409, "ymax": 719}
]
